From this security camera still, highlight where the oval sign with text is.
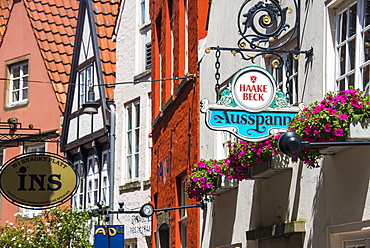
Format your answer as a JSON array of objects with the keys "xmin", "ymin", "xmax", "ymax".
[
  {"xmin": 0, "ymin": 153, "xmax": 78, "ymax": 209},
  {"xmin": 231, "ymin": 66, "xmax": 276, "ymax": 112}
]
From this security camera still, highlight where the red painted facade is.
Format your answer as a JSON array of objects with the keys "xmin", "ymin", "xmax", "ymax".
[{"xmin": 150, "ymin": 0, "xmax": 209, "ymax": 247}]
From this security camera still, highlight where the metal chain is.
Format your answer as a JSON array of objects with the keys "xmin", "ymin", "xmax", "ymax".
[
  {"xmin": 215, "ymin": 48, "xmax": 221, "ymax": 101},
  {"xmin": 285, "ymin": 54, "xmax": 292, "ymax": 104}
]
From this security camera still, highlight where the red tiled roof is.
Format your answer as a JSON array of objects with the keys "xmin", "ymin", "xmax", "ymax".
[
  {"xmin": 24, "ymin": 0, "xmax": 79, "ymax": 111},
  {"xmin": 23, "ymin": 0, "xmax": 119, "ymax": 109},
  {"xmin": 0, "ymin": 0, "xmax": 13, "ymax": 46},
  {"xmin": 92, "ymin": 0, "xmax": 120, "ymax": 100}
]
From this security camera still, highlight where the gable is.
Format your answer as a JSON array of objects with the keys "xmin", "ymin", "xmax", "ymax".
[{"xmin": 61, "ymin": 0, "xmax": 120, "ymax": 151}]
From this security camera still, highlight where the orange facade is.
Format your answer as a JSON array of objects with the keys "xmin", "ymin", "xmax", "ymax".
[
  {"xmin": 150, "ymin": 0, "xmax": 209, "ymax": 247},
  {"xmin": 0, "ymin": 0, "xmax": 78, "ymax": 225}
]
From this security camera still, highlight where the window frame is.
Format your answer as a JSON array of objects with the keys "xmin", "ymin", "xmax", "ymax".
[
  {"xmin": 334, "ymin": 0, "xmax": 370, "ymax": 91},
  {"xmin": 126, "ymin": 100, "xmax": 141, "ymax": 181},
  {"xmin": 5, "ymin": 55, "xmax": 31, "ymax": 109}
]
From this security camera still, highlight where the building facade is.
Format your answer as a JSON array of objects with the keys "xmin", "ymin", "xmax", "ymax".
[
  {"xmin": 61, "ymin": 0, "xmax": 119, "ymax": 213},
  {"xmin": 150, "ymin": 0, "xmax": 209, "ymax": 247},
  {"xmin": 198, "ymin": 0, "xmax": 370, "ymax": 247},
  {"xmin": 113, "ymin": 0, "xmax": 152, "ymax": 247},
  {"xmin": 0, "ymin": 0, "xmax": 78, "ymax": 224}
]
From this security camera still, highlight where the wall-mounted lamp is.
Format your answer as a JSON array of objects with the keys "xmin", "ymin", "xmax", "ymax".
[
  {"xmin": 278, "ymin": 132, "xmax": 370, "ymax": 156},
  {"xmin": 82, "ymin": 87, "xmax": 100, "ymax": 115}
]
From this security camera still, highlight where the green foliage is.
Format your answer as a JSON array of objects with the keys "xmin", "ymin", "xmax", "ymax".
[{"xmin": 0, "ymin": 206, "xmax": 95, "ymax": 248}]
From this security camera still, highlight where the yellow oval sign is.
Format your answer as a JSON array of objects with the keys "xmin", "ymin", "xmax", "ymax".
[{"xmin": 0, "ymin": 153, "xmax": 78, "ymax": 209}]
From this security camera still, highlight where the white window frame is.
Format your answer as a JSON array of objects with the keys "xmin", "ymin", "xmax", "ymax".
[
  {"xmin": 9, "ymin": 61, "xmax": 29, "ymax": 107},
  {"xmin": 79, "ymin": 65, "xmax": 93, "ymax": 105},
  {"xmin": 86, "ymin": 155, "xmax": 99, "ymax": 208},
  {"xmin": 126, "ymin": 101, "xmax": 140, "ymax": 180},
  {"xmin": 335, "ymin": 0, "xmax": 370, "ymax": 91},
  {"xmin": 101, "ymin": 151, "xmax": 110, "ymax": 206},
  {"xmin": 140, "ymin": 0, "xmax": 149, "ymax": 26}
]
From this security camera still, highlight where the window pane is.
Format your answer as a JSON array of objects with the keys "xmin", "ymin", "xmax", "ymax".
[
  {"xmin": 363, "ymin": 64, "xmax": 370, "ymax": 90},
  {"xmin": 13, "ymin": 79, "xmax": 19, "ymax": 90},
  {"xmin": 348, "ymin": 73, "xmax": 355, "ymax": 88},
  {"xmin": 338, "ymin": 78, "xmax": 345, "ymax": 91},
  {"xmin": 348, "ymin": 4, "xmax": 357, "ymax": 37},
  {"xmin": 127, "ymin": 107, "xmax": 132, "ymax": 130},
  {"xmin": 341, "ymin": 12, "xmax": 347, "ymax": 42},
  {"xmin": 13, "ymin": 66, "xmax": 20, "ymax": 78},
  {"xmin": 127, "ymin": 156, "xmax": 132, "ymax": 179},
  {"xmin": 339, "ymin": 45, "xmax": 346, "ymax": 75},
  {"xmin": 364, "ymin": 30, "xmax": 370, "ymax": 62},
  {"xmin": 12, "ymin": 91, "xmax": 19, "ymax": 102},
  {"xmin": 349, "ymin": 38, "xmax": 356, "ymax": 70},
  {"xmin": 127, "ymin": 131, "xmax": 132, "ymax": 154},
  {"xmin": 23, "ymin": 64, "xmax": 28, "ymax": 75},
  {"xmin": 135, "ymin": 103, "xmax": 140, "ymax": 128},
  {"xmin": 141, "ymin": 0, "xmax": 146, "ymax": 25},
  {"xmin": 135, "ymin": 154, "xmax": 139, "ymax": 178},
  {"xmin": 135, "ymin": 129, "xmax": 139, "ymax": 153},
  {"xmin": 366, "ymin": 0, "xmax": 370, "ymax": 26},
  {"xmin": 22, "ymin": 88, "xmax": 28, "ymax": 100}
]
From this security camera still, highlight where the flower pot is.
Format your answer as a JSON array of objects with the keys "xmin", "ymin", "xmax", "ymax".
[
  {"xmin": 248, "ymin": 153, "xmax": 293, "ymax": 179},
  {"xmin": 320, "ymin": 118, "xmax": 370, "ymax": 155},
  {"xmin": 213, "ymin": 175, "xmax": 238, "ymax": 194}
]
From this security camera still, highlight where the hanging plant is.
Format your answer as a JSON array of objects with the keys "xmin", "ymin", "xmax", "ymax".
[
  {"xmin": 288, "ymin": 88, "xmax": 370, "ymax": 168},
  {"xmin": 225, "ymin": 136, "xmax": 280, "ymax": 180},
  {"xmin": 185, "ymin": 159, "xmax": 230, "ymax": 201}
]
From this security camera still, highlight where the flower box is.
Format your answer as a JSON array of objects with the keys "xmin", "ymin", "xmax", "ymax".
[
  {"xmin": 214, "ymin": 174, "xmax": 238, "ymax": 194},
  {"xmin": 248, "ymin": 153, "xmax": 293, "ymax": 179},
  {"xmin": 320, "ymin": 118, "xmax": 370, "ymax": 155}
]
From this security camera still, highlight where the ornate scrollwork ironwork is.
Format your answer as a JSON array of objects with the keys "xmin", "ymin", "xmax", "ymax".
[{"xmin": 237, "ymin": 0, "xmax": 298, "ymax": 50}]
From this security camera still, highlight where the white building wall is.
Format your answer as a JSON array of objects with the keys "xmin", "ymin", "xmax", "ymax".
[
  {"xmin": 114, "ymin": 0, "xmax": 152, "ymax": 246},
  {"xmin": 200, "ymin": 0, "xmax": 370, "ymax": 247}
]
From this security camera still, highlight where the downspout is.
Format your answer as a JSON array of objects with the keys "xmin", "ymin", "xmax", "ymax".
[{"xmin": 109, "ymin": 104, "xmax": 115, "ymax": 224}]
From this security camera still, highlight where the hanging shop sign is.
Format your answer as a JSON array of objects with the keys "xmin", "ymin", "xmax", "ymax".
[
  {"xmin": 94, "ymin": 225, "xmax": 124, "ymax": 248},
  {"xmin": 201, "ymin": 66, "xmax": 299, "ymax": 142},
  {"xmin": 0, "ymin": 153, "xmax": 78, "ymax": 209}
]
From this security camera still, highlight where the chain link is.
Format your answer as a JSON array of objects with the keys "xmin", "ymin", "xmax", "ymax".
[
  {"xmin": 285, "ymin": 54, "xmax": 292, "ymax": 104},
  {"xmin": 214, "ymin": 48, "xmax": 221, "ymax": 101}
]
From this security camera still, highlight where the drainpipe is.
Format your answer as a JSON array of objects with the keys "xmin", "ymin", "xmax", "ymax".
[{"xmin": 109, "ymin": 104, "xmax": 115, "ymax": 224}]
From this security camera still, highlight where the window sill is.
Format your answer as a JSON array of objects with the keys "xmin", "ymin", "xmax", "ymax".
[
  {"xmin": 134, "ymin": 69, "xmax": 151, "ymax": 81},
  {"xmin": 119, "ymin": 179, "xmax": 150, "ymax": 193},
  {"xmin": 5, "ymin": 101, "xmax": 29, "ymax": 111}
]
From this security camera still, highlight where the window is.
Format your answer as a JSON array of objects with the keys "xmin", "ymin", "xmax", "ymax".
[
  {"xmin": 25, "ymin": 143, "xmax": 45, "ymax": 154},
  {"xmin": 140, "ymin": 0, "xmax": 149, "ymax": 26},
  {"xmin": 179, "ymin": 176, "xmax": 187, "ymax": 248},
  {"xmin": 101, "ymin": 151, "xmax": 110, "ymax": 206},
  {"xmin": 125, "ymin": 239, "xmax": 137, "ymax": 248},
  {"xmin": 9, "ymin": 61, "xmax": 29, "ymax": 106},
  {"xmin": 86, "ymin": 155, "xmax": 99, "ymax": 208},
  {"xmin": 126, "ymin": 101, "xmax": 140, "ymax": 180},
  {"xmin": 335, "ymin": 0, "xmax": 370, "ymax": 91},
  {"xmin": 73, "ymin": 160, "xmax": 85, "ymax": 209},
  {"xmin": 146, "ymin": 42, "xmax": 152, "ymax": 70},
  {"xmin": 79, "ymin": 65, "xmax": 93, "ymax": 105},
  {"xmin": 344, "ymin": 240, "xmax": 368, "ymax": 248},
  {"xmin": 266, "ymin": 52, "xmax": 299, "ymax": 105}
]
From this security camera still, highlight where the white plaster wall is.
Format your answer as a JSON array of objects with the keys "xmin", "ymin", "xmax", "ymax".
[
  {"xmin": 199, "ymin": 0, "xmax": 370, "ymax": 248},
  {"xmin": 114, "ymin": 0, "xmax": 152, "ymax": 246}
]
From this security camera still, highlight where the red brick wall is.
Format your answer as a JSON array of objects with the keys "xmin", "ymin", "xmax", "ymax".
[{"xmin": 150, "ymin": 0, "xmax": 209, "ymax": 247}]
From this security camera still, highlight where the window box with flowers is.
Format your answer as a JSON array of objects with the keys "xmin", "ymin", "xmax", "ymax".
[{"xmin": 288, "ymin": 89, "xmax": 370, "ymax": 167}]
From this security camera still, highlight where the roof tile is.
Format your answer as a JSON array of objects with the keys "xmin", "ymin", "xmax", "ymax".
[{"xmin": 24, "ymin": 0, "xmax": 79, "ymax": 111}]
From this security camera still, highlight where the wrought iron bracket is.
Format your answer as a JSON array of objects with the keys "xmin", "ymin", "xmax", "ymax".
[{"xmin": 205, "ymin": 0, "xmax": 313, "ymax": 102}]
